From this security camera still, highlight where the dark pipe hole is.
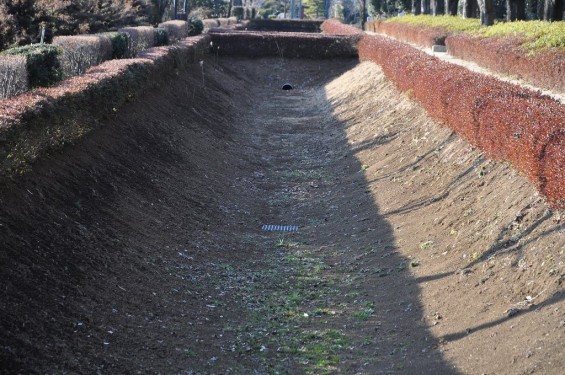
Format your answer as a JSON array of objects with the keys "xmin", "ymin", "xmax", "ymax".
[{"xmin": 282, "ymin": 83, "xmax": 293, "ymax": 90}]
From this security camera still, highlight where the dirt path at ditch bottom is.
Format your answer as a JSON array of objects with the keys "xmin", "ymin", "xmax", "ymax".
[{"xmin": 0, "ymin": 57, "xmax": 563, "ymax": 375}]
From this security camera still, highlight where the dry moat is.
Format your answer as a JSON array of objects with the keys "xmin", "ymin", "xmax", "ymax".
[{"xmin": 1, "ymin": 56, "xmax": 563, "ymax": 374}]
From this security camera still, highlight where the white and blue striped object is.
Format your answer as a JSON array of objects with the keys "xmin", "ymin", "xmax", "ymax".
[{"xmin": 261, "ymin": 224, "xmax": 299, "ymax": 232}]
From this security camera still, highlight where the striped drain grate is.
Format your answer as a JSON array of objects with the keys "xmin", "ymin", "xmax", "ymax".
[{"xmin": 262, "ymin": 224, "xmax": 299, "ymax": 232}]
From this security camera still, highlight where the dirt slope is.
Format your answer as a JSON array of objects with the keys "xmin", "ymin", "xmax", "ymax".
[{"xmin": 0, "ymin": 57, "xmax": 563, "ymax": 374}]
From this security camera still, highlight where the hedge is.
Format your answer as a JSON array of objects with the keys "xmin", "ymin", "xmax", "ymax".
[
  {"xmin": 245, "ymin": 19, "xmax": 323, "ymax": 33},
  {"xmin": 446, "ymin": 34, "xmax": 565, "ymax": 93},
  {"xmin": 0, "ymin": 44, "xmax": 62, "ymax": 88},
  {"xmin": 158, "ymin": 20, "xmax": 189, "ymax": 42},
  {"xmin": 320, "ymin": 19, "xmax": 363, "ymax": 35},
  {"xmin": 377, "ymin": 19, "xmax": 565, "ymax": 93},
  {"xmin": 0, "ymin": 35, "xmax": 211, "ymax": 177},
  {"xmin": 209, "ymin": 31, "xmax": 359, "ymax": 59},
  {"xmin": 364, "ymin": 20, "xmax": 377, "ymax": 32},
  {"xmin": 357, "ymin": 34, "xmax": 565, "ymax": 208},
  {"xmin": 100, "ymin": 32, "xmax": 129, "ymax": 59},
  {"xmin": 53, "ymin": 35, "xmax": 113, "ymax": 78},
  {"xmin": 376, "ymin": 20, "xmax": 448, "ymax": 47},
  {"xmin": 0, "ymin": 56, "xmax": 28, "ymax": 100},
  {"xmin": 232, "ymin": 6, "xmax": 244, "ymax": 20},
  {"xmin": 189, "ymin": 19, "xmax": 204, "ymax": 36},
  {"xmin": 154, "ymin": 28, "xmax": 169, "ymax": 46},
  {"xmin": 202, "ymin": 19, "xmax": 220, "ymax": 31},
  {"xmin": 118, "ymin": 26, "xmax": 155, "ymax": 57}
]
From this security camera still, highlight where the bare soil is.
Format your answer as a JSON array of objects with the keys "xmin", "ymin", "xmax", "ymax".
[{"xmin": 0, "ymin": 57, "xmax": 563, "ymax": 374}]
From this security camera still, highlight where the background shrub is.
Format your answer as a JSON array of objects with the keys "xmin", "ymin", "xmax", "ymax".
[
  {"xmin": 189, "ymin": 19, "xmax": 204, "ymax": 36},
  {"xmin": 158, "ymin": 20, "xmax": 189, "ymax": 42},
  {"xmin": 154, "ymin": 28, "xmax": 169, "ymax": 46},
  {"xmin": 118, "ymin": 26, "xmax": 155, "ymax": 57},
  {"xmin": 202, "ymin": 19, "xmax": 221, "ymax": 31},
  {"xmin": 100, "ymin": 32, "xmax": 129, "ymax": 59},
  {"xmin": 217, "ymin": 17, "xmax": 237, "ymax": 26},
  {"xmin": 1, "ymin": 44, "xmax": 62, "ymax": 87},
  {"xmin": 0, "ymin": 56, "xmax": 28, "ymax": 100},
  {"xmin": 53, "ymin": 35, "xmax": 113, "ymax": 78},
  {"xmin": 232, "ymin": 6, "xmax": 244, "ymax": 20}
]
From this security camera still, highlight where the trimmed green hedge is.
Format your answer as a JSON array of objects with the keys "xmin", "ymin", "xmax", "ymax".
[
  {"xmin": 189, "ymin": 19, "xmax": 204, "ymax": 36},
  {"xmin": 154, "ymin": 28, "xmax": 169, "ymax": 46},
  {"xmin": 1, "ymin": 44, "xmax": 62, "ymax": 88},
  {"xmin": 101, "ymin": 32, "xmax": 129, "ymax": 59},
  {"xmin": 232, "ymin": 6, "xmax": 244, "ymax": 20}
]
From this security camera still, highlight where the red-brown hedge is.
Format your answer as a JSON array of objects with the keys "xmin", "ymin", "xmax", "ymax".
[
  {"xmin": 358, "ymin": 34, "xmax": 565, "ymax": 208},
  {"xmin": 377, "ymin": 21, "xmax": 448, "ymax": 48},
  {"xmin": 364, "ymin": 20, "xmax": 377, "ymax": 33},
  {"xmin": 446, "ymin": 34, "xmax": 565, "ymax": 93},
  {"xmin": 0, "ymin": 35, "xmax": 211, "ymax": 176},
  {"xmin": 209, "ymin": 31, "xmax": 359, "ymax": 59},
  {"xmin": 158, "ymin": 20, "xmax": 189, "ymax": 43},
  {"xmin": 320, "ymin": 19, "xmax": 363, "ymax": 36}
]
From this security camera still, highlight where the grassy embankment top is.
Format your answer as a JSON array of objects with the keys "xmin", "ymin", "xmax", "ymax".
[{"xmin": 383, "ymin": 15, "xmax": 565, "ymax": 51}]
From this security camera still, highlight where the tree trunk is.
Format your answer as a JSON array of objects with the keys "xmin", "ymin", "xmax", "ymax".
[
  {"xmin": 507, "ymin": 0, "xmax": 527, "ymax": 20},
  {"xmin": 527, "ymin": 0, "xmax": 539, "ymax": 19},
  {"xmin": 361, "ymin": 0, "xmax": 367, "ymax": 30},
  {"xmin": 462, "ymin": 0, "xmax": 480, "ymax": 17},
  {"xmin": 413, "ymin": 0, "xmax": 422, "ymax": 14},
  {"xmin": 421, "ymin": 0, "xmax": 431, "ymax": 13},
  {"xmin": 431, "ymin": 0, "xmax": 445, "ymax": 14},
  {"xmin": 478, "ymin": 0, "xmax": 495, "ymax": 24},
  {"xmin": 542, "ymin": 0, "xmax": 563, "ymax": 19},
  {"xmin": 559, "ymin": 0, "xmax": 565, "ymax": 19},
  {"xmin": 445, "ymin": 0, "xmax": 458, "ymax": 14},
  {"xmin": 536, "ymin": 0, "xmax": 544, "ymax": 17}
]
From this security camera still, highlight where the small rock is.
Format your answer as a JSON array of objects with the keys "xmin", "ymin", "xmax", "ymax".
[{"xmin": 506, "ymin": 308, "xmax": 520, "ymax": 317}]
